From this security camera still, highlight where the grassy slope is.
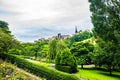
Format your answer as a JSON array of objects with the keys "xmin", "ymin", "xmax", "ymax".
[{"xmin": 0, "ymin": 59, "xmax": 43, "ymax": 80}]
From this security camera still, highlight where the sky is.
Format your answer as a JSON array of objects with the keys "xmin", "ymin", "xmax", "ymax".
[{"xmin": 0, "ymin": 0, "xmax": 93, "ymax": 42}]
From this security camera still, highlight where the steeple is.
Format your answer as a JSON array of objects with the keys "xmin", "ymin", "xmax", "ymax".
[{"xmin": 75, "ymin": 26, "xmax": 78, "ymax": 33}]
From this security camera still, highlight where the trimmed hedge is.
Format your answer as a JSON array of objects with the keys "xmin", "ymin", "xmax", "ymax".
[
  {"xmin": 55, "ymin": 65, "xmax": 72, "ymax": 73},
  {"xmin": 0, "ymin": 53, "xmax": 79, "ymax": 80}
]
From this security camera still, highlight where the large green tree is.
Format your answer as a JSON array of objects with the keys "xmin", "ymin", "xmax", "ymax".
[
  {"xmin": 89, "ymin": 0, "xmax": 120, "ymax": 75},
  {"xmin": 0, "ymin": 29, "xmax": 13, "ymax": 53},
  {"xmin": 70, "ymin": 41, "xmax": 94, "ymax": 68},
  {"xmin": 0, "ymin": 20, "xmax": 19, "ymax": 54}
]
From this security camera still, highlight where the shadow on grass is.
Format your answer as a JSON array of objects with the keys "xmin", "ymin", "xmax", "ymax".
[
  {"xmin": 79, "ymin": 67, "xmax": 120, "ymax": 79},
  {"xmin": 79, "ymin": 67, "xmax": 109, "ymax": 71},
  {"xmin": 99, "ymin": 72, "xmax": 120, "ymax": 79}
]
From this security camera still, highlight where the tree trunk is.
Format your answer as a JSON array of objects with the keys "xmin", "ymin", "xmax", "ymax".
[
  {"xmin": 81, "ymin": 64, "xmax": 83, "ymax": 68},
  {"xmin": 110, "ymin": 67, "xmax": 112, "ymax": 76},
  {"xmin": 35, "ymin": 52, "xmax": 37, "ymax": 59}
]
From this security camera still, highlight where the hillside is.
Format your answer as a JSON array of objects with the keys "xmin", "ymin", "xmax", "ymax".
[{"xmin": 0, "ymin": 59, "xmax": 43, "ymax": 80}]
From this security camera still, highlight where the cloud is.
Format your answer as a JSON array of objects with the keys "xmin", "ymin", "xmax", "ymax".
[{"xmin": 0, "ymin": 0, "xmax": 92, "ymax": 42}]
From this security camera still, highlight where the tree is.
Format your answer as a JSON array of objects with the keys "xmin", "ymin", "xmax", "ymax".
[
  {"xmin": 20, "ymin": 43, "xmax": 33, "ymax": 56},
  {"xmin": 38, "ymin": 44, "xmax": 49, "ymax": 59},
  {"xmin": 8, "ymin": 48, "xmax": 21, "ymax": 55},
  {"xmin": 48, "ymin": 39, "xmax": 58, "ymax": 60},
  {"xmin": 55, "ymin": 49, "xmax": 77, "ymax": 73},
  {"xmin": 0, "ymin": 20, "xmax": 10, "ymax": 33},
  {"xmin": 89, "ymin": 0, "xmax": 120, "ymax": 75},
  {"xmin": 72, "ymin": 31, "xmax": 93, "ymax": 42},
  {"xmin": 70, "ymin": 41, "xmax": 94, "ymax": 68},
  {"xmin": 0, "ymin": 29, "xmax": 13, "ymax": 53},
  {"xmin": 34, "ymin": 40, "xmax": 49, "ymax": 59},
  {"xmin": 55, "ymin": 41, "xmax": 67, "ymax": 65},
  {"xmin": 56, "ymin": 41, "xmax": 67, "ymax": 52},
  {"xmin": 63, "ymin": 31, "xmax": 93, "ymax": 48}
]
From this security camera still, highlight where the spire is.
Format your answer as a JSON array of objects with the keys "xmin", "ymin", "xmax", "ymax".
[{"xmin": 75, "ymin": 26, "xmax": 78, "ymax": 33}]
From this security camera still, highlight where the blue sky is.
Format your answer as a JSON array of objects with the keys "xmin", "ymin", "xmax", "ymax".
[{"xmin": 0, "ymin": 0, "xmax": 93, "ymax": 42}]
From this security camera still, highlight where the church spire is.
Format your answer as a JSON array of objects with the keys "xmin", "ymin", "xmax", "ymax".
[{"xmin": 75, "ymin": 26, "xmax": 78, "ymax": 33}]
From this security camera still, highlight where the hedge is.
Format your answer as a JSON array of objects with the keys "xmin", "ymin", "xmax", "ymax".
[
  {"xmin": 55, "ymin": 65, "xmax": 72, "ymax": 73},
  {"xmin": 0, "ymin": 53, "xmax": 79, "ymax": 80}
]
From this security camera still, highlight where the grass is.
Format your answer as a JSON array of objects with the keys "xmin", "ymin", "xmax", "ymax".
[
  {"xmin": 77, "ymin": 67, "xmax": 120, "ymax": 80},
  {"xmin": 26, "ymin": 59, "xmax": 50, "ymax": 67}
]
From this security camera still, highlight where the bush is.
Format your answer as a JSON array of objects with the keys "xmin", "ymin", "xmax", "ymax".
[
  {"xmin": 0, "ymin": 53, "xmax": 79, "ymax": 80},
  {"xmin": 55, "ymin": 49, "xmax": 78, "ymax": 73},
  {"xmin": 8, "ymin": 48, "xmax": 21, "ymax": 55},
  {"xmin": 55, "ymin": 65, "xmax": 72, "ymax": 73}
]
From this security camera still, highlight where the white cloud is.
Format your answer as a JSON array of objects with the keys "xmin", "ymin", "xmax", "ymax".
[{"xmin": 0, "ymin": 0, "xmax": 92, "ymax": 42}]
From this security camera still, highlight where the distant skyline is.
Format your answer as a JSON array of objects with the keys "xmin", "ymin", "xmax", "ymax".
[{"xmin": 0, "ymin": 0, "xmax": 93, "ymax": 42}]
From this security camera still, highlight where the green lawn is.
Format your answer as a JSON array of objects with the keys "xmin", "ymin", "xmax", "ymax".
[{"xmin": 77, "ymin": 67, "xmax": 120, "ymax": 80}]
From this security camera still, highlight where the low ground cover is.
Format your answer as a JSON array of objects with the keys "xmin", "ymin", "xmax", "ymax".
[{"xmin": 0, "ymin": 59, "xmax": 43, "ymax": 80}]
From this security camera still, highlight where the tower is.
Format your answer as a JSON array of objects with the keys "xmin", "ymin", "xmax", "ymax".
[{"xmin": 75, "ymin": 26, "xmax": 78, "ymax": 33}]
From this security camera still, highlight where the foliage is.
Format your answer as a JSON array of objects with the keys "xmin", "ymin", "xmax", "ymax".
[
  {"xmin": 38, "ymin": 44, "xmax": 49, "ymax": 59},
  {"xmin": 8, "ymin": 48, "xmax": 21, "ymax": 55},
  {"xmin": 55, "ymin": 49, "xmax": 77, "ymax": 73},
  {"xmin": 0, "ymin": 60, "xmax": 37, "ymax": 80},
  {"xmin": 48, "ymin": 39, "xmax": 58, "ymax": 60},
  {"xmin": 0, "ymin": 29, "xmax": 13, "ymax": 53},
  {"xmin": 33, "ymin": 41, "xmax": 49, "ymax": 59},
  {"xmin": 73, "ymin": 31, "xmax": 93, "ymax": 42},
  {"xmin": 63, "ymin": 31, "xmax": 93, "ymax": 48},
  {"xmin": 20, "ymin": 42, "xmax": 34, "ymax": 56},
  {"xmin": 89, "ymin": 0, "xmax": 120, "ymax": 75},
  {"xmin": 70, "ymin": 41, "xmax": 94, "ymax": 67},
  {"xmin": 55, "ymin": 65, "xmax": 72, "ymax": 73},
  {"xmin": 0, "ymin": 53, "xmax": 79, "ymax": 80},
  {"xmin": 0, "ymin": 20, "xmax": 20, "ymax": 55},
  {"xmin": 20, "ymin": 40, "xmax": 49, "ymax": 60},
  {"xmin": 0, "ymin": 20, "xmax": 10, "ymax": 33},
  {"xmin": 55, "ymin": 41, "xmax": 67, "ymax": 65}
]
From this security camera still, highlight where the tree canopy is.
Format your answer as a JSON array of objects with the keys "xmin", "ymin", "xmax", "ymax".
[{"xmin": 89, "ymin": 0, "xmax": 120, "ymax": 75}]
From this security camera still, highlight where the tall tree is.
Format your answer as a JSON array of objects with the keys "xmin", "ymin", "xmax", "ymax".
[
  {"xmin": 89, "ymin": 0, "xmax": 120, "ymax": 75},
  {"xmin": 0, "ymin": 29, "xmax": 13, "ymax": 53},
  {"xmin": 48, "ymin": 39, "xmax": 58, "ymax": 60},
  {"xmin": 0, "ymin": 20, "xmax": 20, "ymax": 56}
]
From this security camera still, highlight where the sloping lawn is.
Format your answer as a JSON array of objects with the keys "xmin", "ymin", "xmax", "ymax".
[
  {"xmin": 0, "ymin": 59, "xmax": 43, "ymax": 80},
  {"xmin": 78, "ymin": 67, "xmax": 120, "ymax": 80}
]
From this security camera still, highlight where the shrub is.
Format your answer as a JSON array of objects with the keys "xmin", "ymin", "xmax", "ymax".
[
  {"xmin": 55, "ymin": 65, "xmax": 72, "ymax": 73},
  {"xmin": 8, "ymin": 48, "xmax": 21, "ymax": 55},
  {"xmin": 0, "ymin": 53, "xmax": 79, "ymax": 80},
  {"xmin": 55, "ymin": 49, "xmax": 78, "ymax": 73}
]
